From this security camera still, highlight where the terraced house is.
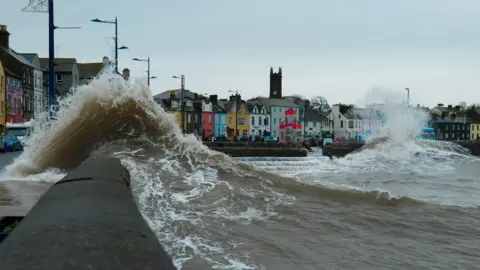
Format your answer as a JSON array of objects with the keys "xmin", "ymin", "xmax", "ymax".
[
  {"xmin": 247, "ymin": 101, "xmax": 270, "ymax": 136},
  {"xmin": 0, "ymin": 59, "xmax": 5, "ymax": 132},
  {"xmin": 39, "ymin": 57, "xmax": 79, "ymax": 99},
  {"xmin": 20, "ymin": 53, "xmax": 45, "ymax": 117},
  {"xmin": 0, "ymin": 25, "xmax": 36, "ymax": 122},
  {"xmin": 222, "ymin": 94, "xmax": 251, "ymax": 137}
]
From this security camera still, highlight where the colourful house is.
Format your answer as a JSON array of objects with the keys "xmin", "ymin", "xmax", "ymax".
[
  {"xmin": 201, "ymin": 100, "xmax": 214, "ymax": 138},
  {"xmin": 224, "ymin": 94, "xmax": 251, "ymax": 137},
  {"xmin": 0, "ymin": 60, "xmax": 5, "ymax": 133},
  {"xmin": 279, "ymin": 108, "xmax": 302, "ymax": 142}
]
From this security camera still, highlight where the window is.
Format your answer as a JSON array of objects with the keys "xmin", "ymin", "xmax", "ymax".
[
  {"xmin": 188, "ymin": 114, "xmax": 191, "ymax": 123},
  {"xmin": 237, "ymin": 118, "xmax": 245, "ymax": 125},
  {"xmin": 56, "ymin": 74, "xmax": 63, "ymax": 83},
  {"xmin": 264, "ymin": 118, "xmax": 268, "ymax": 125},
  {"xmin": 273, "ymin": 118, "xmax": 276, "ymax": 124},
  {"xmin": 215, "ymin": 116, "xmax": 219, "ymax": 124},
  {"xmin": 209, "ymin": 115, "xmax": 212, "ymax": 124},
  {"xmin": 348, "ymin": 120, "xmax": 353, "ymax": 128},
  {"xmin": 229, "ymin": 117, "xmax": 232, "ymax": 125},
  {"xmin": 222, "ymin": 117, "xmax": 225, "ymax": 125},
  {"xmin": 0, "ymin": 76, "xmax": 3, "ymax": 89},
  {"xmin": 259, "ymin": 117, "xmax": 262, "ymax": 125},
  {"xmin": 445, "ymin": 124, "xmax": 448, "ymax": 130},
  {"xmin": 340, "ymin": 120, "xmax": 344, "ymax": 128},
  {"xmin": 251, "ymin": 116, "xmax": 255, "ymax": 126},
  {"xmin": 243, "ymin": 130, "xmax": 248, "ymax": 136},
  {"xmin": 338, "ymin": 114, "xmax": 341, "ymax": 119}
]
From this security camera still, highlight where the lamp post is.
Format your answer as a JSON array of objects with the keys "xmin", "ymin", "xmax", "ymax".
[
  {"xmin": 228, "ymin": 90, "xmax": 239, "ymax": 139},
  {"xmin": 22, "ymin": 0, "xmax": 81, "ymax": 115},
  {"xmin": 405, "ymin": 88, "xmax": 410, "ymax": 107},
  {"xmin": 132, "ymin": 57, "xmax": 156, "ymax": 86},
  {"xmin": 91, "ymin": 17, "xmax": 128, "ymax": 74},
  {"xmin": 173, "ymin": 75, "xmax": 185, "ymax": 133}
]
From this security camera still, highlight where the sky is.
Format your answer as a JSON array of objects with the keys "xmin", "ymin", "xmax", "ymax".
[{"xmin": 2, "ymin": 0, "xmax": 480, "ymax": 107}]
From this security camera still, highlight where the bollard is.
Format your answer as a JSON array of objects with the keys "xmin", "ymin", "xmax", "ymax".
[{"xmin": 0, "ymin": 157, "xmax": 177, "ymax": 270}]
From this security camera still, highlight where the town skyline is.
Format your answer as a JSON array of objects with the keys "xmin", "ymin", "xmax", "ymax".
[{"xmin": 2, "ymin": 0, "xmax": 480, "ymax": 107}]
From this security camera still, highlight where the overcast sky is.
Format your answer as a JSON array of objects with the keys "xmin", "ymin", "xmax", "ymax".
[{"xmin": 2, "ymin": 0, "xmax": 480, "ymax": 107}]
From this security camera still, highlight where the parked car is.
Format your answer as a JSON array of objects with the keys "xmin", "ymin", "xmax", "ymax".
[
  {"xmin": 236, "ymin": 135, "xmax": 249, "ymax": 141},
  {"xmin": 215, "ymin": 135, "xmax": 230, "ymax": 141},
  {"xmin": 2, "ymin": 134, "xmax": 23, "ymax": 152},
  {"xmin": 263, "ymin": 136, "xmax": 276, "ymax": 142}
]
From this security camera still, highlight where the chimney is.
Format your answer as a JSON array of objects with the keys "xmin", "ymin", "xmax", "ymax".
[
  {"xmin": 102, "ymin": 56, "xmax": 110, "ymax": 66},
  {"xmin": 0, "ymin": 25, "xmax": 10, "ymax": 48},
  {"xmin": 437, "ymin": 103, "xmax": 444, "ymax": 107},
  {"xmin": 122, "ymin": 68, "xmax": 130, "ymax": 80},
  {"xmin": 209, "ymin": 95, "xmax": 218, "ymax": 104},
  {"xmin": 447, "ymin": 104, "xmax": 452, "ymax": 109}
]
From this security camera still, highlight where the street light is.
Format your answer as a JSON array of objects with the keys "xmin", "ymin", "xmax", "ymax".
[
  {"xmin": 405, "ymin": 88, "xmax": 410, "ymax": 107},
  {"xmin": 22, "ymin": 0, "xmax": 81, "ymax": 116},
  {"xmin": 228, "ymin": 89, "xmax": 240, "ymax": 138},
  {"xmin": 132, "ymin": 57, "xmax": 156, "ymax": 86},
  {"xmin": 91, "ymin": 17, "xmax": 128, "ymax": 74},
  {"xmin": 172, "ymin": 75, "xmax": 185, "ymax": 133}
]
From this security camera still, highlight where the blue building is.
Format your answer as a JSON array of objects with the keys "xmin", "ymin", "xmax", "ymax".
[{"xmin": 212, "ymin": 96, "xmax": 228, "ymax": 136}]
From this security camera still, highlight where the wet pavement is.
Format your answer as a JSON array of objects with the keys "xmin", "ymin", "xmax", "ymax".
[{"xmin": 0, "ymin": 152, "xmax": 52, "ymax": 217}]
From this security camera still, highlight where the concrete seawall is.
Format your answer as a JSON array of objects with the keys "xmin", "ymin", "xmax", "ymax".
[
  {"xmin": 204, "ymin": 141, "xmax": 308, "ymax": 157},
  {"xmin": 323, "ymin": 140, "xmax": 480, "ymax": 158},
  {"xmin": 0, "ymin": 157, "xmax": 177, "ymax": 270}
]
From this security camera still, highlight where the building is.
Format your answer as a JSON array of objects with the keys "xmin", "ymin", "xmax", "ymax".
[
  {"xmin": 279, "ymin": 107, "xmax": 302, "ymax": 141},
  {"xmin": 429, "ymin": 104, "xmax": 470, "ymax": 140},
  {"xmin": 20, "ymin": 53, "xmax": 45, "ymax": 117},
  {"xmin": 0, "ymin": 25, "xmax": 36, "ymax": 122},
  {"xmin": 224, "ymin": 94, "xmax": 251, "ymax": 137},
  {"xmin": 77, "ymin": 56, "xmax": 120, "ymax": 84},
  {"xmin": 356, "ymin": 107, "xmax": 384, "ymax": 136},
  {"xmin": 247, "ymin": 101, "xmax": 270, "ymax": 136},
  {"xmin": 0, "ymin": 60, "xmax": 6, "ymax": 133},
  {"xmin": 467, "ymin": 106, "xmax": 480, "ymax": 140},
  {"xmin": 201, "ymin": 99, "xmax": 214, "ymax": 138},
  {"xmin": 302, "ymin": 106, "xmax": 330, "ymax": 136},
  {"xmin": 209, "ymin": 95, "xmax": 227, "ymax": 137},
  {"xmin": 39, "ymin": 57, "xmax": 79, "ymax": 99},
  {"xmin": 329, "ymin": 104, "xmax": 363, "ymax": 140}
]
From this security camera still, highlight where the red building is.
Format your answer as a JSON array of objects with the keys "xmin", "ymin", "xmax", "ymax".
[
  {"xmin": 201, "ymin": 100, "xmax": 214, "ymax": 138},
  {"xmin": 279, "ymin": 108, "xmax": 302, "ymax": 142}
]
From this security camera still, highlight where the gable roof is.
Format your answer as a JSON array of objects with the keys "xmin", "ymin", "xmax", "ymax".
[
  {"xmin": 0, "ymin": 47, "xmax": 36, "ymax": 69},
  {"xmin": 19, "ymin": 53, "xmax": 37, "ymax": 64},
  {"xmin": 39, "ymin": 57, "xmax": 77, "ymax": 72},
  {"xmin": 305, "ymin": 107, "xmax": 329, "ymax": 122},
  {"xmin": 77, "ymin": 62, "xmax": 104, "ymax": 80},
  {"xmin": 247, "ymin": 97, "xmax": 299, "ymax": 108}
]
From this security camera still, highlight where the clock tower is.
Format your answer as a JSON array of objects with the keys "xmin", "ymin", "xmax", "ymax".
[{"xmin": 269, "ymin": 67, "xmax": 282, "ymax": 99}]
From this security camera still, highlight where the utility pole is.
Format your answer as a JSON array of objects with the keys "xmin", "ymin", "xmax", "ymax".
[
  {"xmin": 22, "ymin": 0, "xmax": 80, "ymax": 117},
  {"xmin": 133, "ymin": 57, "xmax": 156, "ymax": 86},
  {"xmin": 405, "ymin": 88, "xmax": 410, "ymax": 107},
  {"xmin": 173, "ymin": 75, "xmax": 185, "ymax": 133}
]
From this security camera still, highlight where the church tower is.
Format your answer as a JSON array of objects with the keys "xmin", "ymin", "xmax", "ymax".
[{"xmin": 269, "ymin": 67, "xmax": 282, "ymax": 99}]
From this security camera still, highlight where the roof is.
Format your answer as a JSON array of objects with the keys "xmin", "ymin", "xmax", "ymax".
[
  {"xmin": 305, "ymin": 107, "xmax": 329, "ymax": 122},
  {"xmin": 247, "ymin": 97, "xmax": 299, "ymax": 108},
  {"xmin": 0, "ymin": 47, "xmax": 36, "ymax": 69},
  {"xmin": 153, "ymin": 89, "xmax": 197, "ymax": 100},
  {"xmin": 19, "ymin": 53, "xmax": 37, "ymax": 63},
  {"xmin": 245, "ymin": 101, "xmax": 270, "ymax": 114},
  {"xmin": 39, "ymin": 57, "xmax": 77, "ymax": 72},
  {"xmin": 77, "ymin": 62, "xmax": 104, "ymax": 79}
]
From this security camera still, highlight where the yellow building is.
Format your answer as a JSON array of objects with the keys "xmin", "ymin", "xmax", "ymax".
[
  {"xmin": 0, "ymin": 60, "xmax": 5, "ymax": 133},
  {"xmin": 226, "ymin": 101, "xmax": 251, "ymax": 137},
  {"xmin": 470, "ymin": 123, "xmax": 480, "ymax": 140}
]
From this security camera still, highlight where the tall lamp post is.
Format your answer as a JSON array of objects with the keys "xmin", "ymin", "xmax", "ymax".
[
  {"xmin": 91, "ymin": 17, "xmax": 128, "ymax": 74},
  {"xmin": 173, "ymin": 75, "xmax": 185, "ymax": 133},
  {"xmin": 22, "ymin": 0, "xmax": 81, "ymax": 114},
  {"xmin": 132, "ymin": 57, "xmax": 156, "ymax": 86},
  {"xmin": 228, "ymin": 90, "xmax": 239, "ymax": 138},
  {"xmin": 405, "ymin": 88, "xmax": 410, "ymax": 107}
]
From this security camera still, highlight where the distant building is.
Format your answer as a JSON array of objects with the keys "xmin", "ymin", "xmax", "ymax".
[
  {"xmin": 467, "ymin": 106, "xmax": 480, "ymax": 140},
  {"xmin": 329, "ymin": 104, "xmax": 363, "ymax": 140},
  {"xmin": 77, "ymin": 56, "xmax": 120, "ymax": 84},
  {"xmin": 0, "ymin": 24, "xmax": 36, "ymax": 122},
  {"xmin": 302, "ymin": 106, "xmax": 330, "ymax": 136},
  {"xmin": 210, "ymin": 95, "xmax": 227, "ymax": 137},
  {"xmin": 247, "ymin": 101, "xmax": 270, "ymax": 136},
  {"xmin": 201, "ymin": 99, "xmax": 214, "ymax": 138},
  {"xmin": 39, "ymin": 57, "xmax": 79, "ymax": 99},
  {"xmin": 0, "ymin": 60, "xmax": 6, "ymax": 132},
  {"xmin": 429, "ymin": 104, "xmax": 470, "ymax": 140},
  {"xmin": 20, "ymin": 53, "xmax": 45, "ymax": 117}
]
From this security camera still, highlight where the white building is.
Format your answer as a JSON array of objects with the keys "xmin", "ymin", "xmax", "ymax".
[
  {"xmin": 248, "ymin": 102, "xmax": 270, "ymax": 136},
  {"xmin": 302, "ymin": 107, "xmax": 331, "ymax": 136},
  {"xmin": 20, "ymin": 53, "xmax": 45, "ymax": 117},
  {"xmin": 329, "ymin": 104, "xmax": 363, "ymax": 139}
]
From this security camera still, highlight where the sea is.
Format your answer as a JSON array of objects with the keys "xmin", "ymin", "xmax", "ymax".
[{"xmin": 1, "ymin": 72, "xmax": 479, "ymax": 270}]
